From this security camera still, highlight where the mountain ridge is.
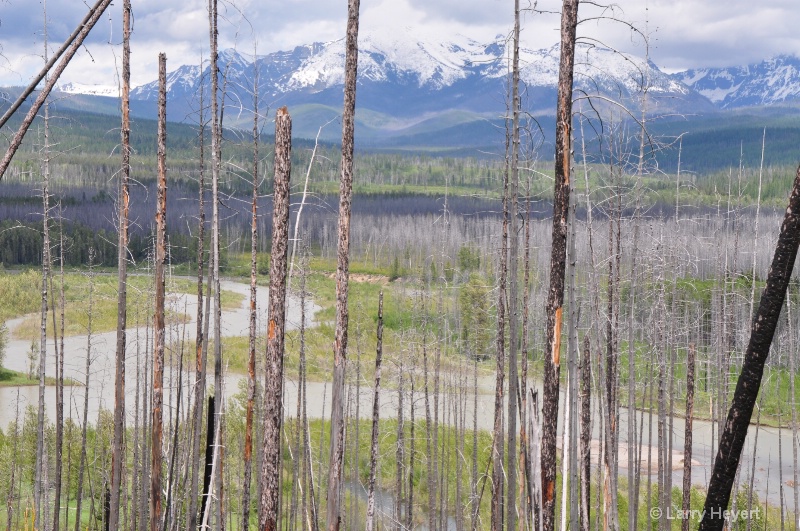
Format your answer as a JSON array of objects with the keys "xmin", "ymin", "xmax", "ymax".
[{"xmin": 39, "ymin": 29, "xmax": 800, "ymax": 151}]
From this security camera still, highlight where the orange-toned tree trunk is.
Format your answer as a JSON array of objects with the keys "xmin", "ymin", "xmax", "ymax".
[
  {"xmin": 259, "ymin": 107, "xmax": 292, "ymax": 531},
  {"xmin": 541, "ymin": 1, "xmax": 579, "ymax": 530}
]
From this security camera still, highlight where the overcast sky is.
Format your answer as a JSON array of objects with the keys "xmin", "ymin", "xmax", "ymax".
[{"xmin": 1, "ymin": 0, "xmax": 799, "ymax": 88}]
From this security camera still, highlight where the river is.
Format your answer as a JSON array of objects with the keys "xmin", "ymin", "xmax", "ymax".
[{"xmin": 0, "ymin": 278, "xmax": 795, "ymax": 509}]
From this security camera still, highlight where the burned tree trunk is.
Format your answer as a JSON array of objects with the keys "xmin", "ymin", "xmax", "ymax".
[
  {"xmin": 700, "ymin": 164, "xmax": 800, "ymax": 529},
  {"xmin": 207, "ymin": 0, "xmax": 226, "ymax": 524},
  {"xmin": 35, "ymin": 48, "xmax": 53, "ymax": 531},
  {"xmin": 506, "ymin": 0, "xmax": 522, "ymax": 527},
  {"xmin": 326, "ymin": 1, "xmax": 361, "ymax": 529},
  {"xmin": 491, "ymin": 129, "xmax": 508, "ymax": 531},
  {"xmin": 187, "ymin": 60, "xmax": 208, "ymax": 531},
  {"xmin": 242, "ymin": 60, "xmax": 260, "ymax": 531},
  {"xmin": 52, "ymin": 211, "xmax": 66, "ymax": 531},
  {"xmin": 150, "ymin": 53, "xmax": 168, "ymax": 531},
  {"xmin": 579, "ymin": 335, "xmax": 591, "ymax": 531},
  {"xmin": 365, "ymin": 292, "xmax": 384, "ymax": 531},
  {"xmin": 682, "ymin": 343, "xmax": 696, "ymax": 531},
  {"xmin": 109, "ymin": 1, "xmax": 131, "ymax": 527},
  {"xmin": 541, "ymin": 1, "xmax": 579, "ymax": 530},
  {"xmin": 258, "ymin": 107, "xmax": 292, "ymax": 531}
]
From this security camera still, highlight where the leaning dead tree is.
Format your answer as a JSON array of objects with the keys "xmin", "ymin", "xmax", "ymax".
[
  {"xmin": 258, "ymin": 106, "xmax": 292, "ymax": 531},
  {"xmin": 700, "ymin": 164, "xmax": 800, "ymax": 529},
  {"xmin": 150, "ymin": 52, "xmax": 168, "ymax": 531},
  {"xmin": 326, "ymin": 0, "xmax": 361, "ymax": 529},
  {"xmin": 541, "ymin": 1, "xmax": 579, "ymax": 530},
  {"xmin": 0, "ymin": 0, "xmax": 114, "ymax": 180},
  {"xmin": 109, "ymin": 1, "xmax": 132, "ymax": 527}
]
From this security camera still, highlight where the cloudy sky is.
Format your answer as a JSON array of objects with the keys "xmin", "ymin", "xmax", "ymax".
[{"xmin": 0, "ymin": 0, "xmax": 798, "ymax": 88}]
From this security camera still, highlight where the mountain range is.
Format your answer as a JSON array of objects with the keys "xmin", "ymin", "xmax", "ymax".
[{"xmin": 40, "ymin": 28, "xmax": 800, "ymax": 153}]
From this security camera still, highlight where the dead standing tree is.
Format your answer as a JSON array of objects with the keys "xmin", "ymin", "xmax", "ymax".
[
  {"xmin": 700, "ymin": 166, "xmax": 800, "ymax": 529},
  {"xmin": 150, "ymin": 53, "xmax": 168, "ymax": 531},
  {"xmin": 109, "ymin": 1, "xmax": 132, "ymax": 528},
  {"xmin": 506, "ymin": 0, "xmax": 522, "ymax": 527},
  {"xmin": 541, "ymin": 1, "xmax": 579, "ymax": 530},
  {"xmin": 242, "ymin": 58, "xmax": 260, "ymax": 531},
  {"xmin": 326, "ymin": 0, "xmax": 361, "ymax": 529},
  {"xmin": 365, "ymin": 291, "xmax": 384, "ymax": 531},
  {"xmin": 0, "ymin": 0, "xmax": 114, "ymax": 180},
  {"xmin": 258, "ymin": 106, "xmax": 292, "ymax": 531}
]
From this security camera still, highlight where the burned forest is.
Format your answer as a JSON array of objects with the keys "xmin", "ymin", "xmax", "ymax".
[{"xmin": 2, "ymin": 0, "xmax": 800, "ymax": 530}]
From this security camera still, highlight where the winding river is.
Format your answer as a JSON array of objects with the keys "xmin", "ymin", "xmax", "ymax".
[{"xmin": 0, "ymin": 278, "xmax": 795, "ymax": 509}]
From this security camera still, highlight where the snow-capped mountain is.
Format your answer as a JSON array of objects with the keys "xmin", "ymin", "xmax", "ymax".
[
  {"xmin": 126, "ymin": 27, "xmax": 709, "ymax": 129},
  {"xmin": 673, "ymin": 55, "xmax": 800, "ymax": 109}
]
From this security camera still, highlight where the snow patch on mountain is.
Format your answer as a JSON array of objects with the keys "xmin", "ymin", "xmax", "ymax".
[
  {"xmin": 59, "ymin": 82, "xmax": 119, "ymax": 97},
  {"xmin": 284, "ymin": 27, "xmax": 496, "ymax": 91},
  {"xmin": 674, "ymin": 55, "xmax": 800, "ymax": 108}
]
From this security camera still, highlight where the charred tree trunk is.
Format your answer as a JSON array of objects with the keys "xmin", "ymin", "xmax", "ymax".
[
  {"xmin": 258, "ymin": 107, "xmax": 292, "ymax": 531},
  {"xmin": 201, "ymin": 396, "xmax": 216, "ymax": 526},
  {"xmin": 109, "ymin": 2, "xmax": 131, "ymax": 527},
  {"xmin": 326, "ymin": 1, "xmax": 360, "ymax": 529},
  {"xmin": 541, "ymin": 1, "xmax": 579, "ymax": 529},
  {"xmin": 519, "ymin": 182, "xmax": 533, "ymax": 531},
  {"xmin": 242, "ymin": 61, "xmax": 260, "ymax": 531},
  {"xmin": 187, "ymin": 63, "xmax": 208, "ymax": 531},
  {"xmin": 682, "ymin": 343, "xmax": 696, "ymax": 531},
  {"xmin": 492, "ymin": 99, "xmax": 510, "ymax": 531},
  {"xmin": 579, "ymin": 335, "xmax": 591, "ymax": 531},
  {"xmin": 700, "ymin": 164, "xmax": 800, "ymax": 529},
  {"xmin": 365, "ymin": 292, "xmax": 384, "ymax": 531},
  {"xmin": 150, "ymin": 53, "xmax": 168, "ymax": 531},
  {"xmin": 207, "ymin": 0, "xmax": 225, "ymax": 525}
]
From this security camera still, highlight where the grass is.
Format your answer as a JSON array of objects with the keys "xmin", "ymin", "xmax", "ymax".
[
  {"xmin": 0, "ymin": 366, "xmax": 70, "ymax": 387},
  {"xmin": 1, "ymin": 270, "xmax": 244, "ymax": 341}
]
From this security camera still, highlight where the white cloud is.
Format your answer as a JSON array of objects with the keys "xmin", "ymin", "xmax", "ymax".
[{"xmin": 0, "ymin": 0, "xmax": 799, "ymax": 87}]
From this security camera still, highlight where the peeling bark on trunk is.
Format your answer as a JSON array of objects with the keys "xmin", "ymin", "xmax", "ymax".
[
  {"xmin": 701, "ymin": 164, "xmax": 800, "ymax": 529},
  {"xmin": 259, "ymin": 107, "xmax": 292, "ymax": 531},
  {"xmin": 150, "ymin": 53, "xmax": 168, "ymax": 531},
  {"xmin": 326, "ymin": 2, "xmax": 360, "ymax": 529},
  {"xmin": 541, "ymin": 1, "xmax": 579, "ymax": 529}
]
